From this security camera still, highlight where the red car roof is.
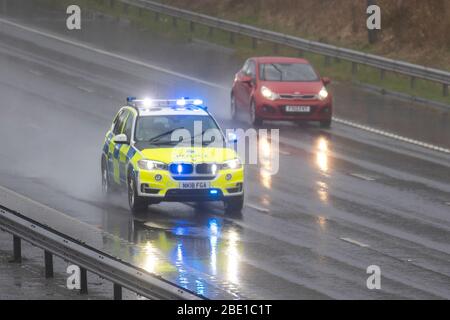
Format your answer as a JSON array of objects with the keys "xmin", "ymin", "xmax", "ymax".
[{"xmin": 252, "ymin": 56, "xmax": 310, "ymax": 64}]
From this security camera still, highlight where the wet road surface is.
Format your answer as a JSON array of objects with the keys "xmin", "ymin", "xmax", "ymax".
[{"xmin": 0, "ymin": 5, "xmax": 449, "ymax": 299}]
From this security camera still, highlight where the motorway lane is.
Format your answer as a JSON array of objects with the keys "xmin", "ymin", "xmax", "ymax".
[{"xmin": 0, "ymin": 16, "xmax": 449, "ymax": 299}]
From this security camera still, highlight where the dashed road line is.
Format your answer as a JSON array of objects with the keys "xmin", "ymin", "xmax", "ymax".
[
  {"xmin": 349, "ymin": 173, "xmax": 376, "ymax": 181},
  {"xmin": 340, "ymin": 237, "xmax": 370, "ymax": 248},
  {"xmin": 76, "ymin": 86, "xmax": 94, "ymax": 93},
  {"xmin": 246, "ymin": 203, "xmax": 269, "ymax": 213}
]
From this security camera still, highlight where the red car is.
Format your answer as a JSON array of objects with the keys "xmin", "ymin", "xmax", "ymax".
[{"xmin": 231, "ymin": 57, "xmax": 332, "ymax": 128}]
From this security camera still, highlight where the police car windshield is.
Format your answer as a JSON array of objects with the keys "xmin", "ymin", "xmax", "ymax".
[{"xmin": 135, "ymin": 115, "xmax": 224, "ymax": 147}]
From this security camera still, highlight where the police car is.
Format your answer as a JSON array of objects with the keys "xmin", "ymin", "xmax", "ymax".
[{"xmin": 101, "ymin": 97, "xmax": 244, "ymax": 214}]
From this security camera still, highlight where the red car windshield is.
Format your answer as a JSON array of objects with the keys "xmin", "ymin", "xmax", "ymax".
[{"xmin": 259, "ymin": 63, "xmax": 319, "ymax": 82}]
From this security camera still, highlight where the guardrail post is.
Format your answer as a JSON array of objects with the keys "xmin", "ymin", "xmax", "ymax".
[
  {"xmin": 324, "ymin": 56, "xmax": 331, "ymax": 67},
  {"xmin": 298, "ymin": 50, "xmax": 304, "ymax": 57},
  {"xmin": 138, "ymin": 8, "xmax": 143, "ymax": 17},
  {"xmin": 123, "ymin": 3, "xmax": 129, "ymax": 14},
  {"xmin": 109, "ymin": 0, "xmax": 114, "ymax": 8},
  {"xmin": 172, "ymin": 17, "xmax": 177, "ymax": 28},
  {"xmin": 189, "ymin": 21, "xmax": 195, "ymax": 33},
  {"xmin": 352, "ymin": 62, "xmax": 358, "ymax": 76},
  {"xmin": 113, "ymin": 283, "xmax": 122, "ymax": 300},
  {"xmin": 11, "ymin": 235, "xmax": 21, "ymax": 263},
  {"xmin": 380, "ymin": 69, "xmax": 385, "ymax": 80},
  {"xmin": 208, "ymin": 26, "xmax": 214, "ymax": 37},
  {"xmin": 252, "ymin": 38, "xmax": 257, "ymax": 49},
  {"xmin": 44, "ymin": 251, "xmax": 53, "ymax": 278},
  {"xmin": 410, "ymin": 77, "xmax": 416, "ymax": 89},
  {"xmin": 443, "ymin": 84, "xmax": 449, "ymax": 97},
  {"xmin": 80, "ymin": 267, "xmax": 88, "ymax": 294},
  {"xmin": 154, "ymin": 12, "xmax": 159, "ymax": 21}
]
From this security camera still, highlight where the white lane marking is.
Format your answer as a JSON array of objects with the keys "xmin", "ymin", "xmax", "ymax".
[
  {"xmin": 333, "ymin": 117, "xmax": 450, "ymax": 154},
  {"xmin": 76, "ymin": 86, "xmax": 94, "ymax": 93},
  {"xmin": 246, "ymin": 203, "xmax": 269, "ymax": 213},
  {"xmin": 279, "ymin": 150, "xmax": 291, "ymax": 156},
  {"xmin": 349, "ymin": 173, "xmax": 376, "ymax": 181},
  {"xmin": 28, "ymin": 69, "xmax": 42, "ymax": 76},
  {"xmin": 0, "ymin": 18, "xmax": 227, "ymax": 90},
  {"xmin": 340, "ymin": 237, "xmax": 370, "ymax": 248},
  {"xmin": 445, "ymin": 202, "xmax": 450, "ymax": 206},
  {"xmin": 2, "ymin": 18, "xmax": 449, "ymax": 155}
]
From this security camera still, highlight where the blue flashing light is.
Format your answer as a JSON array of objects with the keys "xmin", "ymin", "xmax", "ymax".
[
  {"xmin": 127, "ymin": 96, "xmax": 136, "ymax": 102},
  {"xmin": 169, "ymin": 163, "xmax": 193, "ymax": 174},
  {"xmin": 209, "ymin": 189, "xmax": 218, "ymax": 195}
]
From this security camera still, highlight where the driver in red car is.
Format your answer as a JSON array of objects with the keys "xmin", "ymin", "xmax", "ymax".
[{"xmin": 231, "ymin": 56, "xmax": 332, "ymax": 128}]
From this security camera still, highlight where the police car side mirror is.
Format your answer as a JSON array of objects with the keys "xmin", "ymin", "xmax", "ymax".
[{"xmin": 113, "ymin": 133, "xmax": 129, "ymax": 144}]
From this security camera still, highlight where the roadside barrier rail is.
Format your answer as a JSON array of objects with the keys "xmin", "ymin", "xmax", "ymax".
[{"xmin": 0, "ymin": 204, "xmax": 203, "ymax": 300}]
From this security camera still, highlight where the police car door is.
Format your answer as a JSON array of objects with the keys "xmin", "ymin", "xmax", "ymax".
[
  {"xmin": 110, "ymin": 109, "xmax": 129, "ymax": 185},
  {"xmin": 118, "ymin": 110, "xmax": 136, "ymax": 185}
]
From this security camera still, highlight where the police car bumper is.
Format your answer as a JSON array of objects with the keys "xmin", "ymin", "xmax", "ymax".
[{"xmin": 136, "ymin": 169, "xmax": 244, "ymax": 201}]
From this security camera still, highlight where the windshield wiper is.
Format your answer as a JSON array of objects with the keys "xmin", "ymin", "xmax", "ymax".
[
  {"xmin": 270, "ymin": 63, "xmax": 284, "ymax": 81},
  {"xmin": 147, "ymin": 127, "xmax": 185, "ymax": 143},
  {"xmin": 148, "ymin": 140, "xmax": 179, "ymax": 146}
]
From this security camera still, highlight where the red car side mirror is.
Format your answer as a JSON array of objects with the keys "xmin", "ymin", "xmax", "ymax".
[
  {"xmin": 240, "ymin": 74, "xmax": 253, "ymax": 84},
  {"xmin": 322, "ymin": 77, "xmax": 331, "ymax": 86}
]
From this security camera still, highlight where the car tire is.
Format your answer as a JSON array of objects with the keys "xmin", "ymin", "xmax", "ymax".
[
  {"xmin": 101, "ymin": 158, "xmax": 113, "ymax": 195},
  {"xmin": 230, "ymin": 94, "xmax": 237, "ymax": 120},
  {"xmin": 250, "ymin": 100, "xmax": 262, "ymax": 126},
  {"xmin": 224, "ymin": 194, "xmax": 244, "ymax": 215},
  {"xmin": 127, "ymin": 173, "xmax": 148, "ymax": 213},
  {"xmin": 320, "ymin": 119, "xmax": 332, "ymax": 129}
]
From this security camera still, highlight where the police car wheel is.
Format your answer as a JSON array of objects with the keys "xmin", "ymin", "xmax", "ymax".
[
  {"xmin": 224, "ymin": 195, "xmax": 244, "ymax": 215},
  {"xmin": 128, "ymin": 176, "xmax": 148, "ymax": 213},
  {"xmin": 101, "ymin": 159, "xmax": 112, "ymax": 195}
]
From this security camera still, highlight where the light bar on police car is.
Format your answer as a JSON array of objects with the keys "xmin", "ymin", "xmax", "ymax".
[{"xmin": 127, "ymin": 97, "xmax": 205, "ymax": 108}]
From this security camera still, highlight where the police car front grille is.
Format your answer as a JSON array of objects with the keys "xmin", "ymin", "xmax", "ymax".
[
  {"xmin": 195, "ymin": 163, "xmax": 218, "ymax": 174},
  {"xmin": 169, "ymin": 163, "xmax": 194, "ymax": 174},
  {"xmin": 168, "ymin": 162, "xmax": 219, "ymax": 177},
  {"xmin": 171, "ymin": 176, "xmax": 216, "ymax": 181}
]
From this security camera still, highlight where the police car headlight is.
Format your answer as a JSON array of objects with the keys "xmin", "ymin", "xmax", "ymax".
[
  {"xmin": 318, "ymin": 87, "xmax": 329, "ymax": 100},
  {"xmin": 137, "ymin": 160, "xmax": 167, "ymax": 171},
  {"xmin": 222, "ymin": 159, "xmax": 242, "ymax": 170}
]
